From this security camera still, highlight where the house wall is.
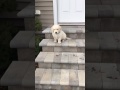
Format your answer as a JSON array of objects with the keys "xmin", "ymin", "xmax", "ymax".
[{"xmin": 35, "ymin": 0, "xmax": 54, "ymax": 28}]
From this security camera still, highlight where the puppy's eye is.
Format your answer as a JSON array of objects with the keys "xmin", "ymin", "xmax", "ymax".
[{"xmin": 57, "ymin": 29, "xmax": 58, "ymax": 30}]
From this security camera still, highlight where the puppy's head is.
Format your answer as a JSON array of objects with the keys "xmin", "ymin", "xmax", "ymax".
[{"xmin": 51, "ymin": 25, "xmax": 62, "ymax": 34}]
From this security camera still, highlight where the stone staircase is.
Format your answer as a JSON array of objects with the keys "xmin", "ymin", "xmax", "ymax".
[
  {"xmin": 0, "ymin": 1, "xmax": 35, "ymax": 90},
  {"xmin": 35, "ymin": 26, "xmax": 85, "ymax": 90},
  {"xmin": 36, "ymin": 52, "xmax": 85, "ymax": 70},
  {"xmin": 42, "ymin": 28, "xmax": 85, "ymax": 39}
]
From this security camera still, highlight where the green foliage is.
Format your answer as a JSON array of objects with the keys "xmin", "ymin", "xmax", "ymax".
[
  {"xmin": 0, "ymin": 0, "xmax": 17, "ymax": 12},
  {"xmin": 35, "ymin": 35, "xmax": 42, "ymax": 56},
  {"xmin": 35, "ymin": 18, "xmax": 43, "ymax": 56},
  {"xmin": 35, "ymin": 18, "xmax": 42, "ymax": 31}
]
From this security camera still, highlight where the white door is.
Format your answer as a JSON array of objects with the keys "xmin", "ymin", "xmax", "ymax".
[{"xmin": 58, "ymin": 0, "xmax": 85, "ymax": 23}]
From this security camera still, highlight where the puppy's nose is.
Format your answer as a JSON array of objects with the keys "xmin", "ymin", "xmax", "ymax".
[{"xmin": 55, "ymin": 32, "xmax": 57, "ymax": 34}]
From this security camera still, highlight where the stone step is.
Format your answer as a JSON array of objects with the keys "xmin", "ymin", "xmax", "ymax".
[
  {"xmin": 17, "ymin": 3, "xmax": 34, "ymax": 18},
  {"xmin": 35, "ymin": 52, "xmax": 85, "ymax": 70},
  {"xmin": 86, "ymin": 32, "xmax": 120, "ymax": 50},
  {"xmin": 0, "ymin": 61, "xmax": 34, "ymax": 87},
  {"xmin": 42, "ymin": 28, "xmax": 85, "ymax": 39},
  {"xmin": 35, "ymin": 68, "xmax": 85, "ymax": 90},
  {"xmin": 61, "ymin": 25, "xmax": 85, "ymax": 28},
  {"xmin": 10, "ymin": 31, "xmax": 35, "ymax": 61},
  {"xmin": 86, "ymin": 63, "xmax": 120, "ymax": 89},
  {"xmin": 39, "ymin": 39, "xmax": 85, "ymax": 52},
  {"xmin": 10, "ymin": 31, "xmax": 35, "ymax": 48}
]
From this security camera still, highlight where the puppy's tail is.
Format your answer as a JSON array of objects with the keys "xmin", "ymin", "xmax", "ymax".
[{"xmin": 66, "ymin": 37, "xmax": 71, "ymax": 40}]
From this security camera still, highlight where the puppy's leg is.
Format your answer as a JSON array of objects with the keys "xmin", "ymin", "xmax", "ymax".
[
  {"xmin": 54, "ymin": 38, "xmax": 57, "ymax": 43},
  {"xmin": 58, "ymin": 38, "xmax": 62, "ymax": 44},
  {"xmin": 62, "ymin": 39, "xmax": 65, "ymax": 42}
]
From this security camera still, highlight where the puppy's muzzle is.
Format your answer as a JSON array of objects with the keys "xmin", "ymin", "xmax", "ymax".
[{"xmin": 55, "ymin": 32, "xmax": 60, "ymax": 34}]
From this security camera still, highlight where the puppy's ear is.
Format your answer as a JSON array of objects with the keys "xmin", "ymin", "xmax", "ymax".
[
  {"xmin": 58, "ymin": 25, "xmax": 62, "ymax": 31},
  {"xmin": 51, "ymin": 25, "xmax": 54, "ymax": 32}
]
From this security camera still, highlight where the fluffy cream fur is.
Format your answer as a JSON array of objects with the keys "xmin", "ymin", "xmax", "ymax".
[{"xmin": 51, "ymin": 25, "xmax": 69, "ymax": 43}]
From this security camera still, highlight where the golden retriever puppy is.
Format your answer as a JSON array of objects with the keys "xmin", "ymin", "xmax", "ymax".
[{"xmin": 51, "ymin": 25, "xmax": 70, "ymax": 43}]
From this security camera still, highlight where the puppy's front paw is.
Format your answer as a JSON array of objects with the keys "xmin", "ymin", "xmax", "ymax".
[{"xmin": 58, "ymin": 42, "xmax": 61, "ymax": 44}]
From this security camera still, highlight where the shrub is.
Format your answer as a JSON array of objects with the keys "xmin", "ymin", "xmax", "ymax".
[
  {"xmin": 35, "ymin": 35, "xmax": 42, "ymax": 56},
  {"xmin": 35, "ymin": 18, "xmax": 42, "ymax": 31}
]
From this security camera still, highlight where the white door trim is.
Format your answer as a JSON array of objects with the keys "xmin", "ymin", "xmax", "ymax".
[
  {"xmin": 53, "ymin": 0, "xmax": 85, "ymax": 25},
  {"xmin": 53, "ymin": 0, "xmax": 58, "ymax": 24}
]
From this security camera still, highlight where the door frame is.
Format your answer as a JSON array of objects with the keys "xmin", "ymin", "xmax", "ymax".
[
  {"xmin": 53, "ymin": 0, "xmax": 85, "ymax": 25},
  {"xmin": 53, "ymin": 0, "xmax": 58, "ymax": 24}
]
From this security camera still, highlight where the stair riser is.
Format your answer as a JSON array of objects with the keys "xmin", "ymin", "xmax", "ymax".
[
  {"xmin": 45, "ymin": 33, "xmax": 85, "ymax": 39},
  {"xmin": 17, "ymin": 48, "xmax": 35, "ymax": 61},
  {"xmin": 42, "ymin": 47, "xmax": 85, "ymax": 52},
  {"xmin": 37, "ymin": 63, "xmax": 85, "ymax": 70},
  {"xmin": 35, "ymin": 84, "xmax": 85, "ymax": 90}
]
